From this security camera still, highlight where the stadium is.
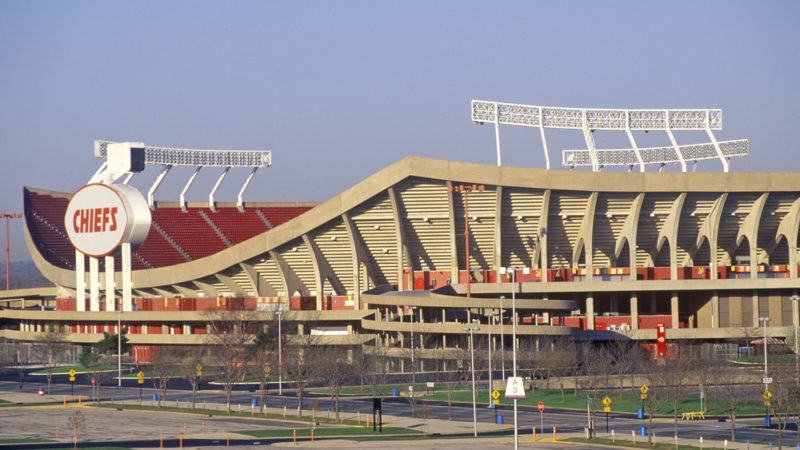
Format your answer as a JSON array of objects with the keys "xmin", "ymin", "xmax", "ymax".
[{"xmin": 1, "ymin": 100, "xmax": 798, "ymax": 366}]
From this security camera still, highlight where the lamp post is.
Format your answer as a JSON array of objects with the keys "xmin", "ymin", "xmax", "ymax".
[
  {"xmin": 447, "ymin": 184, "xmax": 484, "ymax": 298},
  {"xmin": 118, "ymin": 308, "xmax": 122, "ymax": 387},
  {"xmin": 499, "ymin": 295, "xmax": 506, "ymax": 380},
  {"xmin": 759, "ymin": 316, "xmax": 771, "ymax": 382},
  {"xmin": 463, "ymin": 323, "xmax": 480, "ymax": 437},
  {"xmin": 276, "ymin": 310, "xmax": 283, "ymax": 395},
  {"xmin": 498, "ymin": 266, "xmax": 530, "ymax": 450},
  {"xmin": 0, "ymin": 213, "xmax": 22, "ymax": 290},
  {"xmin": 409, "ymin": 306, "xmax": 418, "ymax": 395},
  {"xmin": 486, "ymin": 311, "xmax": 495, "ymax": 407},
  {"xmin": 791, "ymin": 295, "xmax": 799, "ymax": 384}
]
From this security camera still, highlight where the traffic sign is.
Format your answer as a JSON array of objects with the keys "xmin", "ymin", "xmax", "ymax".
[
  {"xmin": 493, "ymin": 399, "xmax": 499, "ymax": 406},
  {"xmin": 68, "ymin": 369, "xmax": 76, "ymax": 377},
  {"xmin": 763, "ymin": 390, "xmax": 772, "ymax": 400},
  {"xmin": 762, "ymin": 377, "xmax": 773, "ymax": 385},
  {"xmin": 137, "ymin": 371, "xmax": 144, "ymax": 379},
  {"xmin": 69, "ymin": 376, "xmax": 75, "ymax": 382},
  {"xmin": 196, "ymin": 363, "xmax": 203, "ymax": 376},
  {"xmin": 640, "ymin": 384, "xmax": 648, "ymax": 394},
  {"xmin": 138, "ymin": 377, "xmax": 144, "ymax": 384},
  {"xmin": 492, "ymin": 390, "xmax": 500, "ymax": 400},
  {"xmin": 640, "ymin": 393, "xmax": 647, "ymax": 400},
  {"xmin": 604, "ymin": 406, "xmax": 611, "ymax": 413},
  {"xmin": 504, "ymin": 377, "xmax": 526, "ymax": 399},
  {"xmin": 602, "ymin": 396, "xmax": 612, "ymax": 407},
  {"xmin": 538, "ymin": 401, "xmax": 544, "ymax": 412},
  {"xmin": 764, "ymin": 400, "xmax": 771, "ymax": 407},
  {"xmin": 264, "ymin": 366, "xmax": 271, "ymax": 377}
]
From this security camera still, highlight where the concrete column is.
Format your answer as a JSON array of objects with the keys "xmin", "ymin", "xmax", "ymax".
[
  {"xmin": 586, "ymin": 294, "xmax": 595, "ymax": 330},
  {"xmin": 610, "ymin": 293, "xmax": 618, "ymax": 313},
  {"xmin": 711, "ymin": 291, "xmax": 719, "ymax": 328},
  {"xmin": 630, "ymin": 292, "xmax": 639, "ymax": 330},
  {"xmin": 671, "ymin": 291, "xmax": 679, "ymax": 329},
  {"xmin": 650, "ymin": 293, "xmax": 657, "ymax": 314},
  {"xmin": 752, "ymin": 291, "xmax": 760, "ymax": 327}
]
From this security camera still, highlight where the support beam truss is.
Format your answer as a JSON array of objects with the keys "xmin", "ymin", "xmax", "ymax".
[{"xmin": 562, "ymin": 139, "xmax": 748, "ymax": 168}]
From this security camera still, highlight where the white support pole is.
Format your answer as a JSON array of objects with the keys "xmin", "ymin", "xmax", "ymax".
[
  {"xmin": 664, "ymin": 127, "xmax": 687, "ymax": 172},
  {"xmin": 147, "ymin": 165, "xmax": 172, "ymax": 209},
  {"xmin": 121, "ymin": 172, "xmax": 135, "ymax": 184},
  {"xmin": 538, "ymin": 107, "xmax": 550, "ymax": 170},
  {"xmin": 494, "ymin": 102, "xmax": 502, "ymax": 166},
  {"xmin": 624, "ymin": 110, "xmax": 645, "ymax": 172},
  {"xmin": 89, "ymin": 257, "xmax": 100, "ymax": 312},
  {"xmin": 75, "ymin": 250, "xmax": 85, "ymax": 312},
  {"xmin": 180, "ymin": 167, "xmax": 202, "ymax": 212},
  {"xmin": 237, "ymin": 167, "xmax": 258, "ymax": 212},
  {"xmin": 704, "ymin": 111, "xmax": 729, "ymax": 172},
  {"xmin": 581, "ymin": 110, "xmax": 599, "ymax": 172},
  {"xmin": 208, "ymin": 167, "xmax": 230, "ymax": 212},
  {"xmin": 122, "ymin": 242, "xmax": 132, "ymax": 311},
  {"xmin": 105, "ymin": 255, "xmax": 115, "ymax": 311}
]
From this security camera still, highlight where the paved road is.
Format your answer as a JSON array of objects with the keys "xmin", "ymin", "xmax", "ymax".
[{"xmin": 1, "ymin": 377, "xmax": 792, "ymax": 449}]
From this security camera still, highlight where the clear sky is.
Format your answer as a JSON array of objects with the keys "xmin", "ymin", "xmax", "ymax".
[{"xmin": 1, "ymin": 1, "xmax": 798, "ymax": 262}]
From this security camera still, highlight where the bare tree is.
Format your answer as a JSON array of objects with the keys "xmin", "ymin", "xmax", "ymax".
[
  {"xmin": 149, "ymin": 346, "xmax": 182, "ymax": 407},
  {"xmin": 540, "ymin": 337, "xmax": 578, "ymax": 402},
  {"xmin": 609, "ymin": 338, "xmax": 642, "ymax": 398},
  {"xmin": 36, "ymin": 325, "xmax": 68, "ymax": 394},
  {"xmin": 316, "ymin": 346, "xmax": 356, "ymax": 421},
  {"xmin": 712, "ymin": 362, "xmax": 756, "ymax": 441},
  {"xmin": 66, "ymin": 409, "xmax": 87, "ymax": 448},
  {"xmin": 176, "ymin": 346, "xmax": 207, "ymax": 410},
  {"xmin": 366, "ymin": 344, "xmax": 391, "ymax": 396},
  {"xmin": 205, "ymin": 309, "xmax": 256, "ymax": 412},
  {"xmin": 579, "ymin": 342, "xmax": 614, "ymax": 438},
  {"xmin": 285, "ymin": 331, "xmax": 318, "ymax": 416},
  {"xmin": 643, "ymin": 357, "xmax": 690, "ymax": 445},
  {"xmin": 768, "ymin": 363, "xmax": 800, "ymax": 449},
  {"xmin": 435, "ymin": 344, "xmax": 469, "ymax": 420}
]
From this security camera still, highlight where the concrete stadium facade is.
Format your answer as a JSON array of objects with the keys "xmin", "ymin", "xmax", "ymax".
[{"xmin": 3, "ymin": 156, "xmax": 800, "ymax": 361}]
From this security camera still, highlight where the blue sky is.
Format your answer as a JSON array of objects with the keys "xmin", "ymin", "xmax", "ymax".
[{"xmin": 1, "ymin": 1, "xmax": 798, "ymax": 261}]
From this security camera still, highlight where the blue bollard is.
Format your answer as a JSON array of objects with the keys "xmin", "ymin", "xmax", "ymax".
[
  {"xmin": 251, "ymin": 398, "xmax": 258, "ymax": 407},
  {"xmin": 204, "ymin": 399, "xmax": 207, "ymax": 409},
  {"xmin": 765, "ymin": 415, "xmax": 772, "ymax": 426},
  {"xmin": 639, "ymin": 426, "xmax": 647, "ymax": 437},
  {"xmin": 496, "ymin": 415, "xmax": 504, "ymax": 425},
  {"xmin": 152, "ymin": 393, "xmax": 157, "ymax": 402},
  {"xmin": 391, "ymin": 388, "xmax": 398, "ymax": 396},
  {"xmin": 637, "ymin": 408, "xmax": 643, "ymax": 419}
]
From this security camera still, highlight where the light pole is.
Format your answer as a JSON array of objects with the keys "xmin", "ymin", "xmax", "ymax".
[
  {"xmin": 486, "ymin": 311, "xmax": 495, "ymax": 407},
  {"xmin": 464, "ymin": 323, "xmax": 480, "ymax": 437},
  {"xmin": 0, "ymin": 213, "xmax": 22, "ymax": 290},
  {"xmin": 118, "ymin": 308, "xmax": 122, "ymax": 387},
  {"xmin": 276, "ymin": 310, "xmax": 283, "ymax": 395},
  {"xmin": 409, "ymin": 305, "xmax": 418, "ymax": 394},
  {"xmin": 498, "ymin": 266, "xmax": 530, "ymax": 450},
  {"xmin": 499, "ymin": 296, "xmax": 505, "ymax": 380},
  {"xmin": 791, "ymin": 295, "xmax": 799, "ymax": 383},
  {"xmin": 447, "ymin": 184, "xmax": 484, "ymax": 298},
  {"xmin": 759, "ymin": 316, "xmax": 771, "ymax": 382}
]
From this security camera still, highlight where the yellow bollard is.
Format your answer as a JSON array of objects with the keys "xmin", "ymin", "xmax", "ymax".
[
  {"xmin": 227, "ymin": 438, "xmax": 229, "ymax": 447},
  {"xmin": 367, "ymin": 415, "xmax": 369, "ymax": 427},
  {"xmin": 180, "ymin": 434, "xmax": 183, "ymax": 448},
  {"xmin": 553, "ymin": 426, "xmax": 556, "ymax": 442},
  {"xmin": 63, "ymin": 395, "xmax": 66, "ymax": 407},
  {"xmin": 56, "ymin": 426, "xmax": 59, "ymax": 440},
  {"xmin": 78, "ymin": 396, "xmax": 82, "ymax": 406},
  {"xmin": 202, "ymin": 421, "xmax": 206, "ymax": 434},
  {"xmin": 184, "ymin": 423, "xmax": 187, "ymax": 435},
  {"xmin": 312, "ymin": 428, "xmax": 315, "ymax": 443},
  {"xmin": 532, "ymin": 426, "xmax": 535, "ymax": 442},
  {"xmin": 160, "ymin": 432, "xmax": 163, "ymax": 448},
  {"xmin": 293, "ymin": 429, "xmax": 296, "ymax": 443},
  {"xmin": 131, "ymin": 430, "xmax": 133, "ymax": 439}
]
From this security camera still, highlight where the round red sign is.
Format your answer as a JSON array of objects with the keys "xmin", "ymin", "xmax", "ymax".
[
  {"xmin": 64, "ymin": 183, "xmax": 151, "ymax": 257},
  {"xmin": 538, "ymin": 401, "xmax": 544, "ymax": 412}
]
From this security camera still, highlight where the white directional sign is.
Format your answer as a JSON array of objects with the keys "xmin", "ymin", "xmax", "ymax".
[{"xmin": 504, "ymin": 376, "xmax": 526, "ymax": 399}]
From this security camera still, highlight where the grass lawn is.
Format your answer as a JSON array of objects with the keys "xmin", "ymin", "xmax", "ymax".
[
  {"xmin": 31, "ymin": 365, "xmax": 119, "ymax": 375},
  {"xmin": 0, "ymin": 438, "xmax": 54, "ymax": 443},
  {"xmin": 572, "ymin": 437, "xmax": 723, "ymax": 449},
  {"xmin": 237, "ymin": 426, "xmax": 420, "ymax": 438}
]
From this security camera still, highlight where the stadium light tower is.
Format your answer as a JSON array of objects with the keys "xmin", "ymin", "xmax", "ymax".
[
  {"xmin": 0, "ymin": 213, "xmax": 22, "ymax": 290},
  {"xmin": 471, "ymin": 100, "xmax": 748, "ymax": 173}
]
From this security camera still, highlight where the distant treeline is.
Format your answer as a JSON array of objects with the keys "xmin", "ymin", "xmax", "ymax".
[{"xmin": 0, "ymin": 260, "xmax": 51, "ymax": 289}]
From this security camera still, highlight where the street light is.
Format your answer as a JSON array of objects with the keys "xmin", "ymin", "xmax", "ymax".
[
  {"xmin": 499, "ymin": 296, "xmax": 506, "ymax": 380},
  {"xmin": 498, "ymin": 265, "xmax": 530, "ymax": 450},
  {"xmin": 409, "ymin": 306, "xmax": 418, "ymax": 395},
  {"xmin": 0, "ymin": 213, "xmax": 22, "ymax": 290},
  {"xmin": 276, "ymin": 310, "xmax": 283, "ymax": 395},
  {"xmin": 759, "ymin": 316, "xmax": 771, "ymax": 382},
  {"xmin": 447, "ymin": 184, "xmax": 484, "ymax": 298},
  {"xmin": 463, "ymin": 323, "xmax": 480, "ymax": 438},
  {"xmin": 486, "ymin": 311, "xmax": 495, "ymax": 407},
  {"xmin": 791, "ymin": 295, "xmax": 800, "ymax": 384}
]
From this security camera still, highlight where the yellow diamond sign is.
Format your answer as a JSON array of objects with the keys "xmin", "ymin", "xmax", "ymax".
[
  {"xmin": 640, "ymin": 384, "xmax": 648, "ymax": 394},
  {"xmin": 763, "ymin": 390, "xmax": 772, "ymax": 400},
  {"xmin": 602, "ymin": 396, "xmax": 612, "ymax": 406},
  {"xmin": 492, "ymin": 390, "xmax": 500, "ymax": 400},
  {"xmin": 68, "ymin": 369, "xmax": 76, "ymax": 377}
]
